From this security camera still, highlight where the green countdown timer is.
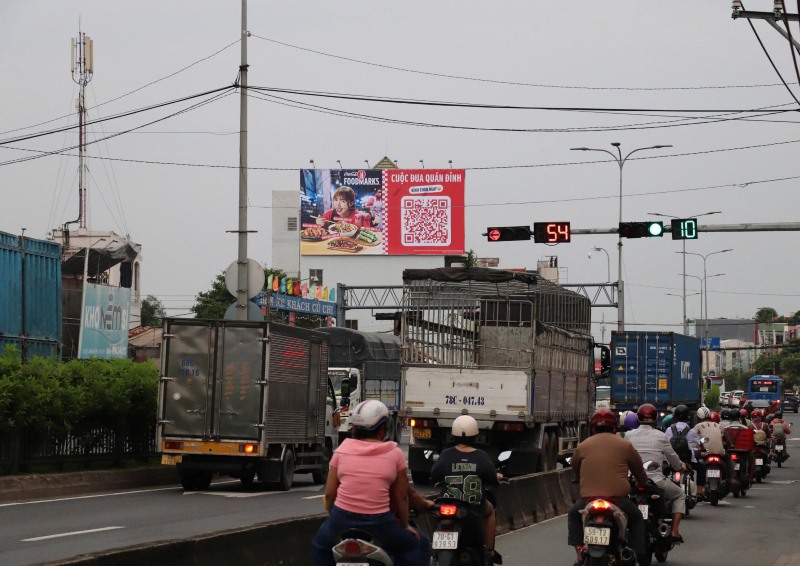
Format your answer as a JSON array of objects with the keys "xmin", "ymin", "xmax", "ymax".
[{"xmin": 671, "ymin": 218, "xmax": 698, "ymax": 240}]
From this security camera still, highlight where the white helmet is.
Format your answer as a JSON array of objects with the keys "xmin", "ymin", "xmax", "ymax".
[
  {"xmin": 618, "ymin": 411, "xmax": 633, "ymax": 427},
  {"xmin": 350, "ymin": 400, "xmax": 389, "ymax": 431},
  {"xmin": 452, "ymin": 415, "xmax": 479, "ymax": 439},
  {"xmin": 696, "ymin": 406, "xmax": 712, "ymax": 421}
]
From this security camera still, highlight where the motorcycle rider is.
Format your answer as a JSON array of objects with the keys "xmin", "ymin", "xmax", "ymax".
[
  {"xmin": 693, "ymin": 406, "xmax": 730, "ymax": 484},
  {"xmin": 665, "ymin": 404, "xmax": 704, "ymax": 500},
  {"xmin": 429, "ymin": 415, "xmax": 501, "ymax": 562},
  {"xmin": 769, "ymin": 415, "xmax": 792, "ymax": 459},
  {"xmin": 624, "ymin": 403, "xmax": 687, "ymax": 544},
  {"xmin": 312, "ymin": 400, "xmax": 421, "ymax": 566},
  {"xmin": 722, "ymin": 408, "xmax": 755, "ymax": 488},
  {"xmin": 567, "ymin": 409, "xmax": 648, "ymax": 566}
]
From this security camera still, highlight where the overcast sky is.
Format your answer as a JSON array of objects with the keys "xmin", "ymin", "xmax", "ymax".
[{"xmin": 2, "ymin": 1, "xmax": 799, "ymax": 340}]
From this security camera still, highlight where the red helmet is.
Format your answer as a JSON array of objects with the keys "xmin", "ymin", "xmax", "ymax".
[
  {"xmin": 751, "ymin": 410, "xmax": 763, "ymax": 419},
  {"xmin": 739, "ymin": 409, "xmax": 748, "ymax": 417},
  {"xmin": 637, "ymin": 403, "xmax": 658, "ymax": 425},
  {"xmin": 590, "ymin": 409, "xmax": 617, "ymax": 433},
  {"xmin": 710, "ymin": 411, "xmax": 721, "ymax": 423}
]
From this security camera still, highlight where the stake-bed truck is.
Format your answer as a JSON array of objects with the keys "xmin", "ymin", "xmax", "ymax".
[
  {"xmin": 399, "ymin": 267, "xmax": 596, "ymax": 483},
  {"xmin": 157, "ymin": 318, "xmax": 335, "ymax": 491}
]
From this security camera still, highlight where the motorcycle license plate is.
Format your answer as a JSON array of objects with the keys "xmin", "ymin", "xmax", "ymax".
[
  {"xmin": 432, "ymin": 531, "xmax": 459, "ymax": 550},
  {"xmin": 734, "ymin": 463, "xmax": 740, "ymax": 471},
  {"xmin": 776, "ymin": 445, "xmax": 784, "ymax": 451},
  {"xmin": 584, "ymin": 527, "xmax": 611, "ymax": 546},
  {"xmin": 756, "ymin": 458, "xmax": 764, "ymax": 465},
  {"xmin": 638, "ymin": 504, "xmax": 649, "ymax": 519},
  {"xmin": 338, "ymin": 563, "xmax": 368, "ymax": 566},
  {"xmin": 707, "ymin": 469, "xmax": 721, "ymax": 478}
]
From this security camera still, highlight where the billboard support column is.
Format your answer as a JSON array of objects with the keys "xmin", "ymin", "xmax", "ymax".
[{"xmin": 336, "ymin": 283, "xmax": 346, "ymax": 327}]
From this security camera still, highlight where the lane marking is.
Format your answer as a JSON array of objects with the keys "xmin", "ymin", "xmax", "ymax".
[
  {"xmin": 22, "ymin": 526, "xmax": 124, "ymax": 542},
  {"xmin": 302, "ymin": 494, "xmax": 325, "ymax": 500},
  {"xmin": 0, "ymin": 486, "xmax": 181, "ymax": 508},
  {"xmin": 184, "ymin": 485, "xmax": 323, "ymax": 498}
]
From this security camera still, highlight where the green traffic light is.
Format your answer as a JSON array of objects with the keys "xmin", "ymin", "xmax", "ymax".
[{"xmin": 647, "ymin": 222, "xmax": 664, "ymax": 237}]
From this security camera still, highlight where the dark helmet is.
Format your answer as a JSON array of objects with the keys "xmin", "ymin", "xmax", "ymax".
[
  {"xmin": 589, "ymin": 409, "xmax": 617, "ymax": 433},
  {"xmin": 637, "ymin": 403, "xmax": 658, "ymax": 425},
  {"xmin": 673, "ymin": 405, "xmax": 690, "ymax": 422}
]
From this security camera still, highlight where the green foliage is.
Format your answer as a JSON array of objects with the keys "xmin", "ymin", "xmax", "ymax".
[
  {"xmin": 141, "ymin": 295, "xmax": 167, "ymax": 327},
  {"xmin": 0, "ymin": 348, "xmax": 158, "ymax": 436},
  {"xmin": 755, "ymin": 307, "xmax": 779, "ymax": 323},
  {"xmin": 704, "ymin": 384, "xmax": 720, "ymax": 411}
]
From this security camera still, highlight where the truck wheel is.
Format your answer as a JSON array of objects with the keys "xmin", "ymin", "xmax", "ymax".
[
  {"xmin": 240, "ymin": 470, "xmax": 256, "ymax": 487},
  {"xmin": 411, "ymin": 470, "xmax": 431, "ymax": 486},
  {"xmin": 312, "ymin": 444, "xmax": 332, "ymax": 485},
  {"xmin": 278, "ymin": 450, "xmax": 295, "ymax": 491},
  {"xmin": 180, "ymin": 470, "xmax": 212, "ymax": 491}
]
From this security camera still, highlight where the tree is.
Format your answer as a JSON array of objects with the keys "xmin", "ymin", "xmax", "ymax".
[
  {"xmin": 788, "ymin": 310, "xmax": 800, "ymax": 325},
  {"xmin": 704, "ymin": 384, "xmax": 721, "ymax": 411},
  {"xmin": 755, "ymin": 307, "xmax": 778, "ymax": 323},
  {"xmin": 191, "ymin": 272, "xmax": 230, "ymax": 319},
  {"xmin": 140, "ymin": 295, "xmax": 166, "ymax": 327}
]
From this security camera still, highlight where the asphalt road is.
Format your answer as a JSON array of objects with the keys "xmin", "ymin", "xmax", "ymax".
[{"xmin": 1, "ymin": 429, "xmax": 797, "ymax": 566}]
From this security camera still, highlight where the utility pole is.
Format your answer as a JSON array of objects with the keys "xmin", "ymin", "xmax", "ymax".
[
  {"xmin": 71, "ymin": 29, "xmax": 94, "ymax": 229},
  {"xmin": 236, "ymin": 0, "xmax": 250, "ymax": 320}
]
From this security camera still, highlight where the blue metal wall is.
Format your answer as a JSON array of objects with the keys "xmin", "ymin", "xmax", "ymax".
[{"xmin": 0, "ymin": 231, "xmax": 62, "ymax": 359}]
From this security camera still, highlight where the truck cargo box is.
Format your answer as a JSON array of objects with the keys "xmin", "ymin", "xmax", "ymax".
[
  {"xmin": 0, "ymin": 231, "xmax": 62, "ymax": 360},
  {"xmin": 610, "ymin": 331, "xmax": 701, "ymax": 410}
]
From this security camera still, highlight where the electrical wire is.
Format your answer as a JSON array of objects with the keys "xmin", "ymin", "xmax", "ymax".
[
  {"xmin": 251, "ymin": 34, "xmax": 799, "ymax": 92},
  {"xmin": 745, "ymin": 4, "xmax": 800, "ymax": 106},
  {"xmin": 780, "ymin": 0, "xmax": 800, "ymax": 101},
  {"xmin": 0, "ymin": 38, "xmax": 240, "ymax": 137}
]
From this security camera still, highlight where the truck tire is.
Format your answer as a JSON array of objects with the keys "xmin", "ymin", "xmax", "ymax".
[
  {"xmin": 278, "ymin": 450, "xmax": 295, "ymax": 491},
  {"xmin": 312, "ymin": 443, "xmax": 332, "ymax": 485},
  {"xmin": 180, "ymin": 470, "xmax": 212, "ymax": 491},
  {"xmin": 411, "ymin": 470, "xmax": 431, "ymax": 486}
]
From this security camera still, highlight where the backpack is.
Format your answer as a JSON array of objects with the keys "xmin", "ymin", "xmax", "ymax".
[
  {"xmin": 670, "ymin": 424, "xmax": 692, "ymax": 462},
  {"xmin": 772, "ymin": 422, "xmax": 785, "ymax": 438}
]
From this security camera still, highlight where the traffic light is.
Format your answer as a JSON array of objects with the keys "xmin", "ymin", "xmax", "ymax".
[
  {"xmin": 670, "ymin": 218, "xmax": 698, "ymax": 240},
  {"xmin": 486, "ymin": 226, "xmax": 531, "ymax": 242},
  {"xmin": 533, "ymin": 222, "xmax": 571, "ymax": 243},
  {"xmin": 618, "ymin": 221, "xmax": 664, "ymax": 238}
]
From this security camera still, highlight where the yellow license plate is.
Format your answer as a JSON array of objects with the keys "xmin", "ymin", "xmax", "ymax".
[
  {"xmin": 412, "ymin": 428, "xmax": 432, "ymax": 439},
  {"xmin": 161, "ymin": 454, "xmax": 183, "ymax": 466}
]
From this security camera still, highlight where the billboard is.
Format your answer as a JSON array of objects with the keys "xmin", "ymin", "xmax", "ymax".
[
  {"xmin": 299, "ymin": 169, "xmax": 465, "ymax": 256},
  {"xmin": 78, "ymin": 283, "xmax": 131, "ymax": 359}
]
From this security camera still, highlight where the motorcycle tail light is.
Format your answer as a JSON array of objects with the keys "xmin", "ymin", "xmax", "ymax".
[
  {"xmin": 730, "ymin": 453, "xmax": 738, "ymax": 461},
  {"xmin": 674, "ymin": 472, "xmax": 682, "ymax": 482},
  {"xmin": 439, "ymin": 504, "xmax": 458, "ymax": 516},
  {"xmin": 707, "ymin": 455, "xmax": 721, "ymax": 463},
  {"xmin": 590, "ymin": 499, "xmax": 612, "ymax": 510},
  {"xmin": 333, "ymin": 539, "xmax": 377, "ymax": 557}
]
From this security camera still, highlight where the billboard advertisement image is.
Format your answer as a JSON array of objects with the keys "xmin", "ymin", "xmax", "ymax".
[
  {"xmin": 300, "ymin": 169, "xmax": 465, "ymax": 256},
  {"xmin": 79, "ymin": 283, "xmax": 131, "ymax": 359}
]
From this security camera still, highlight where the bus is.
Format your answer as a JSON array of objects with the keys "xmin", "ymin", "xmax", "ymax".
[
  {"xmin": 747, "ymin": 375, "xmax": 783, "ymax": 403},
  {"xmin": 595, "ymin": 385, "xmax": 611, "ymax": 410}
]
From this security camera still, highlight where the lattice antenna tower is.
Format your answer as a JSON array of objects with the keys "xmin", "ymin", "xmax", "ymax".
[{"xmin": 71, "ymin": 27, "xmax": 94, "ymax": 229}]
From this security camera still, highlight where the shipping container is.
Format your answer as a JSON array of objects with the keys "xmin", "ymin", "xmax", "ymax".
[
  {"xmin": 0, "ymin": 231, "xmax": 62, "ymax": 360},
  {"xmin": 610, "ymin": 331, "xmax": 701, "ymax": 412}
]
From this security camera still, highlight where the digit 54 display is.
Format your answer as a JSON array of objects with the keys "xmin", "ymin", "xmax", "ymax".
[{"xmin": 533, "ymin": 222, "xmax": 571, "ymax": 243}]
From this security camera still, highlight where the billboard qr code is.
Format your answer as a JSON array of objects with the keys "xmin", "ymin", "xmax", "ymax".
[{"xmin": 400, "ymin": 196, "xmax": 451, "ymax": 246}]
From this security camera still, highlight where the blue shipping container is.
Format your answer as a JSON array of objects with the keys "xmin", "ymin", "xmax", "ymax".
[
  {"xmin": 0, "ymin": 231, "xmax": 62, "ymax": 359},
  {"xmin": 610, "ymin": 331, "xmax": 701, "ymax": 411}
]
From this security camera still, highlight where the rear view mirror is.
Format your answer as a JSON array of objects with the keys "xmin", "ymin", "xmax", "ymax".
[{"xmin": 498, "ymin": 451, "xmax": 512, "ymax": 462}]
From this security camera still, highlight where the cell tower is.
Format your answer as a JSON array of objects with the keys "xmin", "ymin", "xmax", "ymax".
[{"xmin": 71, "ymin": 30, "xmax": 94, "ymax": 229}]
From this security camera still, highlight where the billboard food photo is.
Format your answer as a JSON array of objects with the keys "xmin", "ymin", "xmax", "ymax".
[{"xmin": 300, "ymin": 169, "xmax": 465, "ymax": 256}]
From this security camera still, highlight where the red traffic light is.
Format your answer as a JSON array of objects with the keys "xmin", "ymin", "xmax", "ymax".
[{"xmin": 486, "ymin": 226, "xmax": 531, "ymax": 242}]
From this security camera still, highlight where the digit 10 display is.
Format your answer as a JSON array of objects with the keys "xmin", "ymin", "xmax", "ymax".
[
  {"xmin": 533, "ymin": 222, "xmax": 571, "ymax": 243},
  {"xmin": 670, "ymin": 218, "xmax": 698, "ymax": 240}
]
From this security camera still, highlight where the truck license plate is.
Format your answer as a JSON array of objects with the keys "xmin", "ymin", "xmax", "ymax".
[
  {"xmin": 638, "ymin": 504, "xmax": 649, "ymax": 519},
  {"xmin": 161, "ymin": 454, "xmax": 182, "ymax": 466},
  {"xmin": 584, "ymin": 527, "xmax": 610, "ymax": 546},
  {"xmin": 755, "ymin": 458, "xmax": 764, "ymax": 466},
  {"xmin": 432, "ymin": 531, "xmax": 458, "ymax": 549},
  {"xmin": 706, "ymin": 469, "xmax": 721, "ymax": 478},
  {"xmin": 412, "ymin": 428, "xmax": 432, "ymax": 439}
]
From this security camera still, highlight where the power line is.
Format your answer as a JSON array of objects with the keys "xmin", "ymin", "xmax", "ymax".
[{"xmin": 252, "ymin": 34, "xmax": 799, "ymax": 92}]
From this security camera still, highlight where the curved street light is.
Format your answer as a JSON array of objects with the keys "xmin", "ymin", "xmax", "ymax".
[
  {"xmin": 571, "ymin": 143, "xmax": 673, "ymax": 331},
  {"xmin": 588, "ymin": 246, "xmax": 611, "ymax": 282}
]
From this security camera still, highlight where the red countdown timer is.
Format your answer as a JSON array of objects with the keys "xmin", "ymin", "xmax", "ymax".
[{"xmin": 533, "ymin": 222, "xmax": 571, "ymax": 243}]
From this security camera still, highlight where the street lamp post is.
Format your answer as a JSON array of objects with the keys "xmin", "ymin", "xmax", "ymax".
[
  {"xmin": 588, "ymin": 246, "xmax": 611, "ymax": 282},
  {"xmin": 648, "ymin": 210, "xmax": 721, "ymax": 334},
  {"xmin": 572, "ymin": 143, "xmax": 672, "ymax": 331},
  {"xmin": 677, "ymin": 249, "xmax": 734, "ymax": 380}
]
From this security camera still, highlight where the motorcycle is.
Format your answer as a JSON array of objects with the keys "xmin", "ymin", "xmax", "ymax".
[
  {"xmin": 701, "ymin": 437, "xmax": 729, "ymax": 507},
  {"xmin": 727, "ymin": 449, "xmax": 751, "ymax": 498},
  {"xmin": 772, "ymin": 437, "xmax": 789, "ymax": 468},
  {"xmin": 665, "ymin": 463, "xmax": 696, "ymax": 516},
  {"xmin": 577, "ymin": 497, "xmax": 636, "ymax": 566},
  {"xmin": 629, "ymin": 462, "xmax": 674, "ymax": 566},
  {"xmin": 753, "ymin": 443, "xmax": 771, "ymax": 482},
  {"xmin": 332, "ymin": 529, "xmax": 393, "ymax": 566},
  {"xmin": 430, "ymin": 452, "xmax": 509, "ymax": 566}
]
